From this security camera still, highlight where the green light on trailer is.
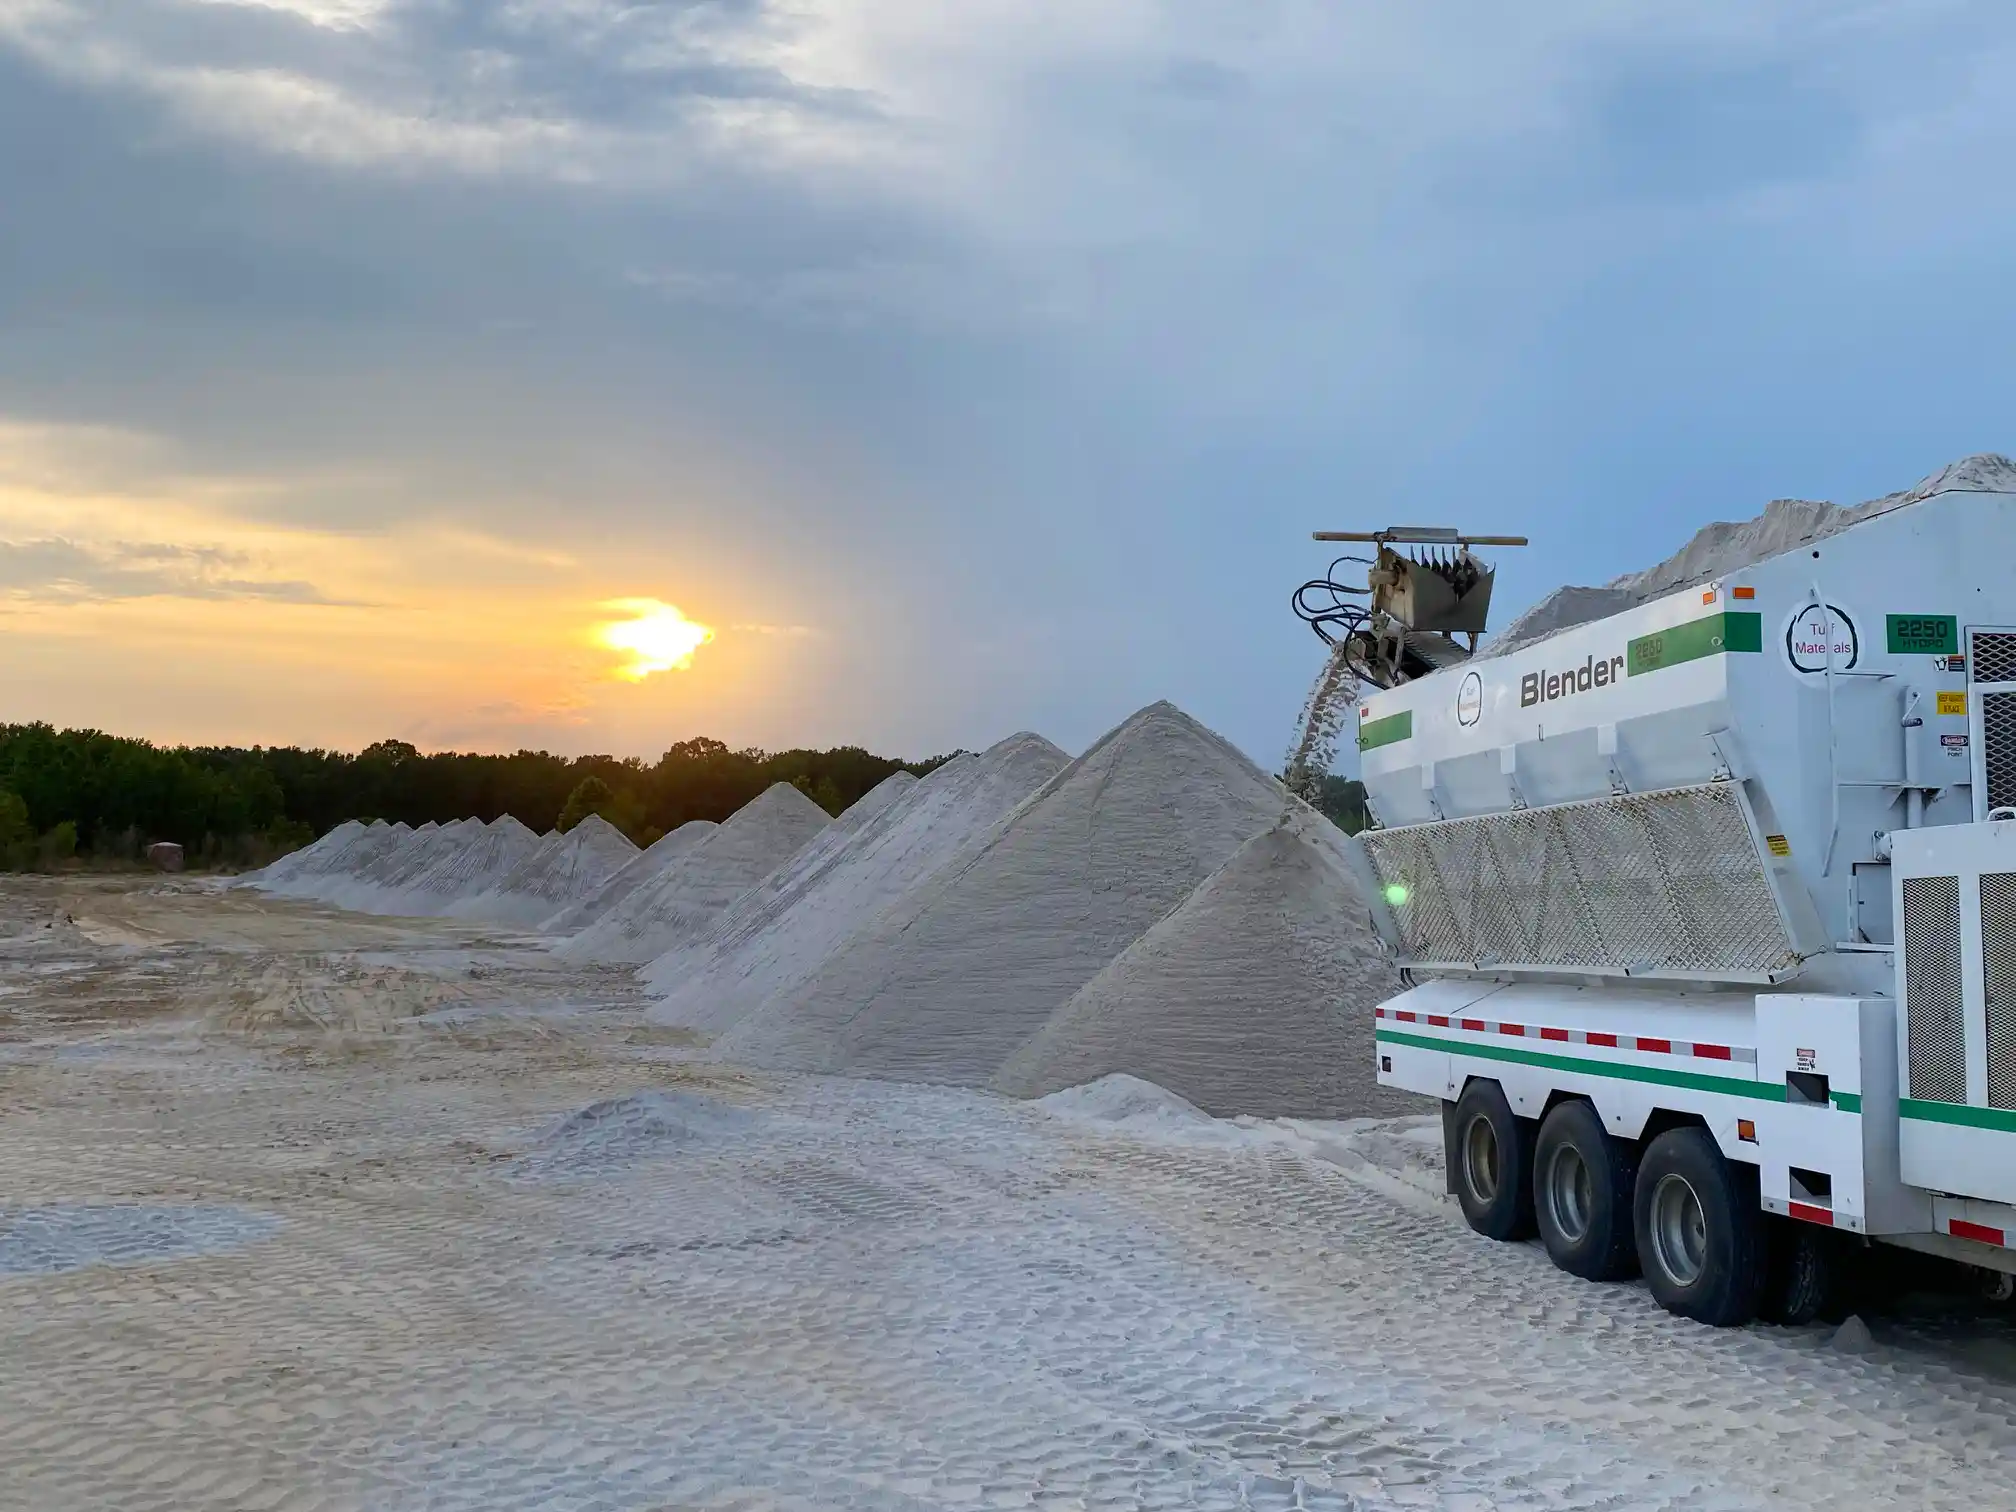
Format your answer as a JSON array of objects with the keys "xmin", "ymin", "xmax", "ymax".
[{"xmin": 1384, "ymin": 883, "xmax": 1410, "ymax": 907}]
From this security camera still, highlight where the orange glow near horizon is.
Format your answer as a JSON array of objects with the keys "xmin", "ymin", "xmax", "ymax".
[{"xmin": 595, "ymin": 598, "xmax": 716, "ymax": 680}]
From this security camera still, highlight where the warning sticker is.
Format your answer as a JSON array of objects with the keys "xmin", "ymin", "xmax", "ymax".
[
  {"xmin": 1766, "ymin": 834, "xmax": 1792, "ymax": 857},
  {"xmin": 1943, "ymin": 733, "xmax": 1969, "ymax": 754},
  {"xmin": 1938, "ymin": 691, "xmax": 1968, "ymax": 716}
]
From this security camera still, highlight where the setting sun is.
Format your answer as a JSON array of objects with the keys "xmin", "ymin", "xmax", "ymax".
[{"xmin": 595, "ymin": 598, "xmax": 716, "ymax": 681}]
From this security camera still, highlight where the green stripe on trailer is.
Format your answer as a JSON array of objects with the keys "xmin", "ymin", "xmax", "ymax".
[
  {"xmin": 1900, "ymin": 1098, "xmax": 2016, "ymax": 1133},
  {"xmin": 1831, "ymin": 1091, "xmax": 1863, "ymax": 1113},
  {"xmin": 1376, "ymin": 1026, "xmax": 1778, "ymax": 1101},
  {"xmin": 1357, "ymin": 711, "xmax": 1413, "ymax": 751},
  {"xmin": 1627, "ymin": 610, "xmax": 1764, "ymax": 677}
]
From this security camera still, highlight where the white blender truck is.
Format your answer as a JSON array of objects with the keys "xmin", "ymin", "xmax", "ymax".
[{"xmin": 1300, "ymin": 469, "xmax": 2016, "ymax": 1327}]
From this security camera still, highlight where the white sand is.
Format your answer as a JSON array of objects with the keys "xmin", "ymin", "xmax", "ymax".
[
  {"xmin": 552, "ymin": 783, "xmax": 832, "ymax": 965},
  {"xmin": 448, "ymin": 815, "xmax": 639, "ymax": 926},
  {"xmin": 310, "ymin": 819, "xmax": 486, "ymax": 914},
  {"xmin": 543, "ymin": 820, "xmax": 720, "ymax": 932},
  {"xmin": 239, "ymin": 820, "xmax": 364, "ymax": 888},
  {"xmin": 712, "ymin": 702, "xmax": 1292, "ymax": 1084},
  {"xmin": 384, "ymin": 815, "xmax": 546, "ymax": 917},
  {"xmin": 997, "ymin": 820, "xmax": 1423, "ymax": 1119},
  {"xmin": 1490, "ymin": 452, "xmax": 2016, "ymax": 656},
  {"xmin": 647, "ymin": 737, "xmax": 1067, "ymax": 1033}
]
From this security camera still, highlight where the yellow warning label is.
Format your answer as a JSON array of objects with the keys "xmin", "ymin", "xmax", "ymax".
[
  {"xmin": 1766, "ymin": 834, "xmax": 1791, "ymax": 857},
  {"xmin": 1938, "ymin": 691, "xmax": 1968, "ymax": 716}
]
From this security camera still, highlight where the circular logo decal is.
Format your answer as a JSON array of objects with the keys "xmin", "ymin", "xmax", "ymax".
[
  {"xmin": 1784, "ymin": 602, "xmax": 1859, "ymax": 674},
  {"xmin": 1456, "ymin": 670, "xmax": 1484, "ymax": 726}
]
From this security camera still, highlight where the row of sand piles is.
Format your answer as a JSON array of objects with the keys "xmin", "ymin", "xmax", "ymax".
[{"xmin": 637, "ymin": 703, "xmax": 1414, "ymax": 1120}]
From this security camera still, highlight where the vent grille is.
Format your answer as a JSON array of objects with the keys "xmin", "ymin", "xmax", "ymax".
[
  {"xmin": 1903, "ymin": 875, "xmax": 1967, "ymax": 1105},
  {"xmin": 1971, "ymin": 632, "xmax": 2016, "ymax": 686},
  {"xmin": 1985, "ymin": 692, "xmax": 2016, "ymax": 814},
  {"xmin": 1987, "ymin": 874, "xmax": 2016, "ymax": 1111},
  {"xmin": 1359, "ymin": 783, "xmax": 1798, "ymax": 979}
]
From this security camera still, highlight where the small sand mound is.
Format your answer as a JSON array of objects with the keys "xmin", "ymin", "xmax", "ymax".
[
  {"xmin": 647, "ymin": 735, "xmax": 1067, "ymax": 1033},
  {"xmin": 714, "ymin": 703, "xmax": 1292, "ymax": 1085},
  {"xmin": 450, "ymin": 815, "xmax": 639, "ymax": 926},
  {"xmin": 997, "ymin": 822, "xmax": 1419, "ymax": 1119},
  {"xmin": 554, "ymin": 784, "xmax": 832, "ymax": 965},
  {"xmin": 515, "ymin": 1089, "xmax": 763, "ymax": 1177},
  {"xmin": 1037, "ymin": 1074, "xmax": 1217, "ymax": 1129},
  {"xmin": 544, "ymin": 820, "xmax": 720, "ymax": 932}
]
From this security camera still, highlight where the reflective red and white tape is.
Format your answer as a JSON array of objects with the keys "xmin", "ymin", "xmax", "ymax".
[{"xmin": 1374, "ymin": 1007, "xmax": 1757, "ymax": 1067}]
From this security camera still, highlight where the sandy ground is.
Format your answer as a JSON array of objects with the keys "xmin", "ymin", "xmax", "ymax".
[{"xmin": 5, "ymin": 878, "xmax": 2016, "ymax": 1511}]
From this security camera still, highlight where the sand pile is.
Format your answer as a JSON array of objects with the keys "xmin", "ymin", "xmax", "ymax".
[
  {"xmin": 713, "ymin": 703, "xmax": 1289, "ymax": 1084},
  {"xmin": 449, "ymin": 815, "xmax": 639, "ymax": 926},
  {"xmin": 385, "ymin": 816, "xmax": 545, "ymax": 917},
  {"xmin": 514, "ymin": 1089, "xmax": 764, "ymax": 1179},
  {"xmin": 554, "ymin": 783, "xmax": 832, "ymax": 965},
  {"xmin": 996, "ymin": 821, "xmax": 1417, "ymax": 1118},
  {"xmin": 544, "ymin": 820, "xmax": 719, "ymax": 932},
  {"xmin": 309, "ymin": 819, "xmax": 476, "ymax": 912},
  {"xmin": 647, "ymin": 735, "xmax": 1067, "ymax": 1034},
  {"xmin": 240, "ymin": 820, "xmax": 364, "ymax": 889},
  {"xmin": 1490, "ymin": 453, "xmax": 2016, "ymax": 656}
]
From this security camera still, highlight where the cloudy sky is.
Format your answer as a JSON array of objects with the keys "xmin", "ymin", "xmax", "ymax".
[{"xmin": 2, "ymin": 1, "xmax": 2012, "ymax": 764}]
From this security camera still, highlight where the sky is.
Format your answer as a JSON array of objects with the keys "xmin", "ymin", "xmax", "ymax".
[{"xmin": 2, "ymin": 1, "xmax": 2013, "ymax": 767}]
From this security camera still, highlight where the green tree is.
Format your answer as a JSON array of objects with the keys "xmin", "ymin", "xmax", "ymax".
[
  {"xmin": 557, "ymin": 777, "xmax": 615, "ymax": 834},
  {"xmin": 0, "ymin": 789, "xmax": 30, "ymax": 872}
]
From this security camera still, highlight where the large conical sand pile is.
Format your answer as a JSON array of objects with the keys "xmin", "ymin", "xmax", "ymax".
[
  {"xmin": 553, "ymin": 783, "xmax": 832, "ymax": 965},
  {"xmin": 312, "ymin": 819, "xmax": 476, "ymax": 912},
  {"xmin": 544, "ymin": 820, "xmax": 719, "ymax": 932},
  {"xmin": 712, "ymin": 703, "xmax": 1289, "ymax": 1084},
  {"xmin": 449, "ymin": 815, "xmax": 639, "ymax": 926},
  {"xmin": 648, "ymin": 735, "xmax": 1067, "ymax": 1035},
  {"xmin": 388, "ymin": 815, "xmax": 544, "ymax": 917},
  {"xmin": 995, "ymin": 821, "xmax": 1421, "ymax": 1118},
  {"xmin": 1490, "ymin": 453, "xmax": 2016, "ymax": 657},
  {"xmin": 270, "ymin": 820, "xmax": 429, "ymax": 902},
  {"xmin": 239, "ymin": 820, "xmax": 364, "ymax": 889}
]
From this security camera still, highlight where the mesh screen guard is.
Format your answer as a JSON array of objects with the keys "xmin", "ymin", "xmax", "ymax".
[{"xmin": 1359, "ymin": 783, "xmax": 1803, "ymax": 980}]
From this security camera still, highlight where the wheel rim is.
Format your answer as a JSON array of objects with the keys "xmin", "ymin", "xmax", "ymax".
[
  {"xmin": 1463, "ymin": 1114, "xmax": 1500, "ymax": 1203},
  {"xmin": 1542, "ymin": 1141, "xmax": 1594, "ymax": 1244},
  {"xmin": 1649, "ymin": 1172, "xmax": 1708, "ymax": 1287}
]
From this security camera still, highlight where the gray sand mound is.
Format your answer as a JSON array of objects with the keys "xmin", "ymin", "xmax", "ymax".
[
  {"xmin": 450, "ymin": 814, "xmax": 639, "ymax": 926},
  {"xmin": 712, "ymin": 702, "xmax": 1290, "ymax": 1085},
  {"xmin": 544, "ymin": 820, "xmax": 719, "ymax": 933},
  {"xmin": 1036, "ymin": 1074, "xmax": 1217, "ymax": 1130},
  {"xmin": 240, "ymin": 820, "xmax": 364, "ymax": 888},
  {"xmin": 997, "ymin": 822, "xmax": 1420, "ymax": 1119},
  {"xmin": 646, "ymin": 736, "xmax": 1067, "ymax": 1034},
  {"xmin": 515, "ymin": 1090, "xmax": 763, "ymax": 1178},
  {"xmin": 380, "ymin": 816, "xmax": 544, "ymax": 917},
  {"xmin": 1490, "ymin": 452, "xmax": 2016, "ymax": 656},
  {"xmin": 553, "ymin": 784, "xmax": 832, "ymax": 965}
]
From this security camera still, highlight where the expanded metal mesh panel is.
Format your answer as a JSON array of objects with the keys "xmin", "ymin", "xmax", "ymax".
[
  {"xmin": 1971, "ymin": 632, "xmax": 2016, "ymax": 686},
  {"xmin": 1902, "ymin": 875, "xmax": 1967, "ymax": 1105},
  {"xmin": 1360, "ymin": 783, "xmax": 1797, "ymax": 978},
  {"xmin": 1986, "ymin": 874, "xmax": 2016, "ymax": 1110},
  {"xmin": 1984, "ymin": 692, "xmax": 2016, "ymax": 814}
]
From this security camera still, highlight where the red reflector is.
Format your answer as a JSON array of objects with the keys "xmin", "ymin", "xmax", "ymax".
[
  {"xmin": 1498, "ymin": 1023, "xmax": 1524, "ymax": 1036},
  {"xmin": 1951, "ymin": 1219, "xmax": 2008, "ymax": 1247},
  {"xmin": 1395, "ymin": 1011, "xmax": 1416, "ymax": 1023},
  {"xmin": 1427, "ymin": 1015, "xmax": 1450, "ymax": 1028},
  {"xmin": 1587, "ymin": 1032, "xmax": 1618, "ymax": 1048},
  {"xmin": 1788, "ymin": 1202, "xmax": 1834, "ymax": 1228},
  {"xmin": 1460, "ymin": 1019, "xmax": 1485, "ymax": 1032},
  {"xmin": 1636, "ymin": 1038, "xmax": 1672, "ymax": 1054},
  {"xmin": 1694, "ymin": 1043, "xmax": 1732, "ymax": 1061},
  {"xmin": 1540, "ymin": 1027, "xmax": 1569, "ymax": 1042}
]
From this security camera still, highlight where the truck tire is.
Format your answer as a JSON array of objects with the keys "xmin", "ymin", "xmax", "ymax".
[
  {"xmin": 1533, "ymin": 1100, "xmax": 1639, "ymax": 1281},
  {"xmin": 1633, "ymin": 1128, "xmax": 1766, "ymax": 1327},
  {"xmin": 1450, "ymin": 1081, "xmax": 1535, "ymax": 1241},
  {"xmin": 1758, "ymin": 1220, "xmax": 1841, "ymax": 1326}
]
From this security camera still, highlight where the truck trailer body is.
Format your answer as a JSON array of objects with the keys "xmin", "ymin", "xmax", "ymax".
[{"xmin": 1342, "ymin": 472, "xmax": 2016, "ymax": 1322}]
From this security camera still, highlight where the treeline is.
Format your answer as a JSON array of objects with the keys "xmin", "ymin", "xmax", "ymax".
[{"xmin": 0, "ymin": 724, "xmax": 956, "ymax": 871}]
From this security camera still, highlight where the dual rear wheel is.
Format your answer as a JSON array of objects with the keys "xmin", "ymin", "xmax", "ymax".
[{"xmin": 1448, "ymin": 1082, "xmax": 1817, "ymax": 1327}]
